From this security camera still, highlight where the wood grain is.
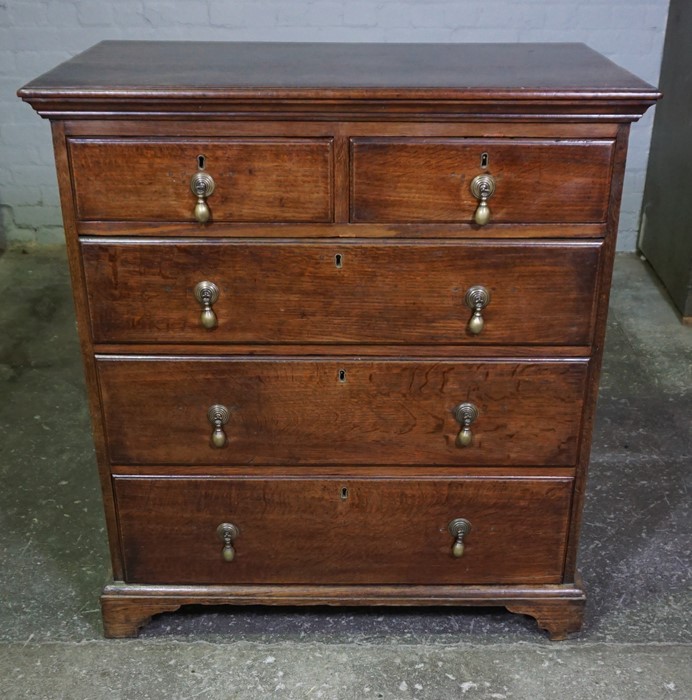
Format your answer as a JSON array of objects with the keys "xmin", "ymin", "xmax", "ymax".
[
  {"xmin": 49, "ymin": 123, "xmax": 126, "ymax": 580},
  {"xmin": 96, "ymin": 358, "xmax": 588, "ymax": 466},
  {"xmin": 113, "ymin": 475, "xmax": 573, "ymax": 585},
  {"xmin": 77, "ymin": 221, "xmax": 608, "ymax": 239},
  {"xmin": 100, "ymin": 579, "xmax": 586, "ymax": 638},
  {"xmin": 68, "ymin": 138, "xmax": 333, "ymax": 222},
  {"xmin": 506, "ymin": 599, "xmax": 586, "ymax": 641},
  {"xmin": 81, "ymin": 239, "xmax": 602, "ymax": 346},
  {"xmin": 63, "ymin": 119, "xmax": 621, "ymax": 139},
  {"xmin": 17, "ymin": 40, "xmax": 659, "ymax": 639},
  {"xmin": 92, "ymin": 344, "xmax": 592, "ymax": 359},
  {"xmin": 351, "ymin": 138, "xmax": 613, "ymax": 223},
  {"xmin": 18, "ymin": 42, "xmax": 660, "ymax": 122},
  {"xmin": 563, "ymin": 124, "xmax": 632, "ymax": 581}
]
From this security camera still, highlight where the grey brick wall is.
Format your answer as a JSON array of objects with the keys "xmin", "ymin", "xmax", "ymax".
[{"xmin": 1, "ymin": 0, "xmax": 668, "ymax": 250}]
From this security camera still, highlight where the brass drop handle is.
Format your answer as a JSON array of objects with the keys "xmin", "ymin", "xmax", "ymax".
[
  {"xmin": 464, "ymin": 285, "xmax": 491, "ymax": 335},
  {"xmin": 470, "ymin": 173, "xmax": 496, "ymax": 226},
  {"xmin": 453, "ymin": 402, "xmax": 478, "ymax": 447},
  {"xmin": 194, "ymin": 281, "xmax": 220, "ymax": 329},
  {"xmin": 190, "ymin": 172, "xmax": 215, "ymax": 223},
  {"xmin": 217, "ymin": 522, "xmax": 239, "ymax": 562},
  {"xmin": 208, "ymin": 404, "xmax": 230, "ymax": 448},
  {"xmin": 448, "ymin": 518, "xmax": 472, "ymax": 558}
]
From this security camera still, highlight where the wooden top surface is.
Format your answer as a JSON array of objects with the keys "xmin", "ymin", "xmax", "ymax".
[{"xmin": 19, "ymin": 41, "xmax": 657, "ymax": 100}]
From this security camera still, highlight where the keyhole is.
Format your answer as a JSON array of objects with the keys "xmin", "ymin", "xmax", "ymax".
[
  {"xmin": 480, "ymin": 152, "xmax": 489, "ymax": 168},
  {"xmin": 340, "ymin": 486, "xmax": 349, "ymax": 500},
  {"xmin": 334, "ymin": 253, "xmax": 343, "ymax": 269},
  {"xmin": 338, "ymin": 369, "xmax": 347, "ymax": 383},
  {"xmin": 197, "ymin": 154, "xmax": 206, "ymax": 170}
]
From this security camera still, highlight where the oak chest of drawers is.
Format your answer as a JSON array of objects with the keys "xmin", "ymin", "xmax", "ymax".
[{"xmin": 19, "ymin": 41, "xmax": 658, "ymax": 639}]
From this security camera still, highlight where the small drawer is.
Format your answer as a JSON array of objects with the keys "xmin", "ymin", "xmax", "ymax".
[
  {"xmin": 114, "ymin": 475, "xmax": 573, "ymax": 585},
  {"xmin": 68, "ymin": 138, "xmax": 333, "ymax": 223},
  {"xmin": 82, "ymin": 239, "xmax": 601, "ymax": 346},
  {"xmin": 351, "ymin": 138, "xmax": 614, "ymax": 224},
  {"xmin": 97, "ymin": 358, "xmax": 588, "ymax": 467}
]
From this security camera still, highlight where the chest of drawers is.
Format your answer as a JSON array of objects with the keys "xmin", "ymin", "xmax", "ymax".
[{"xmin": 19, "ymin": 41, "xmax": 658, "ymax": 639}]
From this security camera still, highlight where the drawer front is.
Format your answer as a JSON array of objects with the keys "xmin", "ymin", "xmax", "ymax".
[
  {"xmin": 351, "ymin": 138, "xmax": 613, "ymax": 223},
  {"xmin": 98, "ymin": 358, "xmax": 588, "ymax": 466},
  {"xmin": 115, "ymin": 476, "xmax": 573, "ymax": 585},
  {"xmin": 68, "ymin": 138, "xmax": 333, "ymax": 222},
  {"xmin": 83, "ymin": 240, "xmax": 601, "ymax": 346}
]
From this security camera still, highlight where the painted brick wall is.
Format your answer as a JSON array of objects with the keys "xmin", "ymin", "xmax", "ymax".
[{"xmin": 0, "ymin": 0, "xmax": 668, "ymax": 250}]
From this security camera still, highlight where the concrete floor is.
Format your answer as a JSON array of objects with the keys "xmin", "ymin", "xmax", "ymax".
[{"xmin": 0, "ymin": 248, "xmax": 689, "ymax": 699}]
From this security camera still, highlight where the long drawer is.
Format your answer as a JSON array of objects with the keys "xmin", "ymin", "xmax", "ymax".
[
  {"xmin": 114, "ymin": 475, "xmax": 573, "ymax": 585},
  {"xmin": 97, "ymin": 358, "xmax": 588, "ymax": 466},
  {"xmin": 351, "ymin": 138, "xmax": 614, "ymax": 223},
  {"xmin": 82, "ymin": 239, "xmax": 601, "ymax": 346},
  {"xmin": 68, "ymin": 138, "xmax": 334, "ymax": 223}
]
